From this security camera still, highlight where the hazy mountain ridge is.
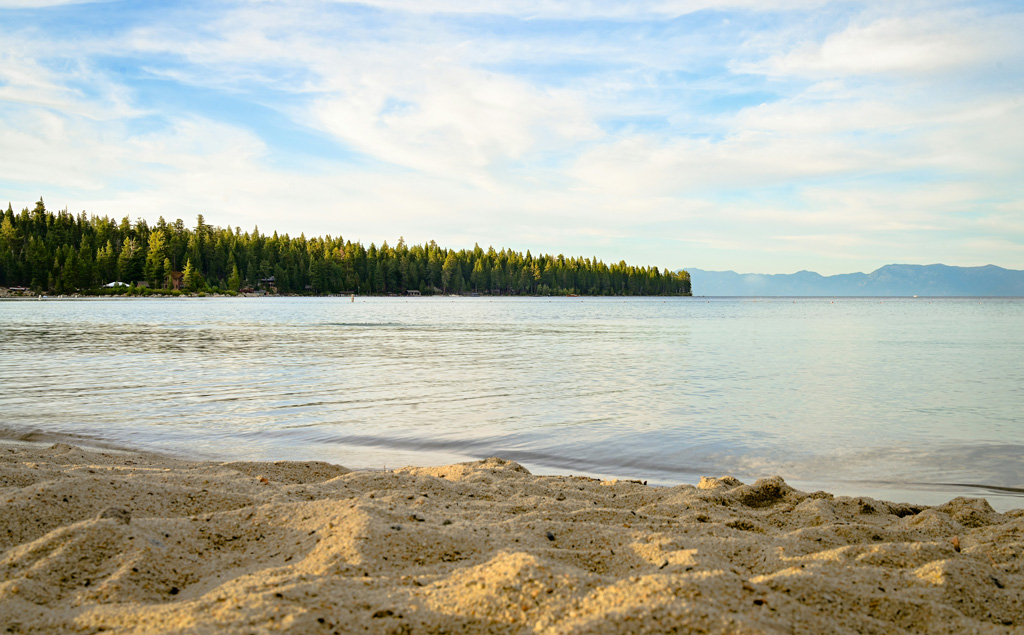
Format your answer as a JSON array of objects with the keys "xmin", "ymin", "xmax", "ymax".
[{"xmin": 685, "ymin": 264, "xmax": 1024, "ymax": 296}]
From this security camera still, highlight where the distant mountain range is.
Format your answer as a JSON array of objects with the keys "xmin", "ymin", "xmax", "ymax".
[{"xmin": 684, "ymin": 264, "xmax": 1024, "ymax": 296}]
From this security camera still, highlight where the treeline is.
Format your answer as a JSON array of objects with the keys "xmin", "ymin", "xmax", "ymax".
[{"xmin": 0, "ymin": 199, "xmax": 691, "ymax": 296}]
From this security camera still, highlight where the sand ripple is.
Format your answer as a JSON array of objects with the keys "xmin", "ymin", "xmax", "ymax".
[{"xmin": 1, "ymin": 444, "xmax": 1022, "ymax": 633}]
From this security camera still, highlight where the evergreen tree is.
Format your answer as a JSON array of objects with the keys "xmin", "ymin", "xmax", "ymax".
[
  {"xmin": 182, "ymin": 258, "xmax": 200, "ymax": 291},
  {"xmin": 471, "ymin": 259, "xmax": 486, "ymax": 292},
  {"xmin": 227, "ymin": 263, "xmax": 242, "ymax": 292},
  {"xmin": 145, "ymin": 229, "xmax": 168, "ymax": 287},
  {"xmin": 96, "ymin": 240, "xmax": 117, "ymax": 283},
  {"xmin": 163, "ymin": 257, "xmax": 174, "ymax": 289},
  {"xmin": 117, "ymin": 237, "xmax": 144, "ymax": 282},
  {"xmin": 0, "ymin": 202, "xmax": 692, "ymax": 296},
  {"xmin": 441, "ymin": 251, "xmax": 458, "ymax": 293}
]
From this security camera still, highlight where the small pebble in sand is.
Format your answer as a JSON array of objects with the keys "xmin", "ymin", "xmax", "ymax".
[{"xmin": 98, "ymin": 507, "xmax": 131, "ymax": 525}]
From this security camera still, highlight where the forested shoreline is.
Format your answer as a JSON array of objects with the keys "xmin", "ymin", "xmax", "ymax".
[{"xmin": 0, "ymin": 199, "xmax": 691, "ymax": 296}]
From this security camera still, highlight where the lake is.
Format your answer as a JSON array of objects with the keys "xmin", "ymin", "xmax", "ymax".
[{"xmin": 1, "ymin": 296, "xmax": 1022, "ymax": 510}]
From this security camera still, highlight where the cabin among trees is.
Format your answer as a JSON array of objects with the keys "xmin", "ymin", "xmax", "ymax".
[{"xmin": 0, "ymin": 199, "xmax": 691, "ymax": 296}]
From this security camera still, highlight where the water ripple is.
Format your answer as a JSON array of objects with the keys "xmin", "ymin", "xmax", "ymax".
[{"xmin": 2, "ymin": 296, "xmax": 1023, "ymax": 510}]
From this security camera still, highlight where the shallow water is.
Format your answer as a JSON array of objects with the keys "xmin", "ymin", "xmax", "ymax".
[{"xmin": 1, "ymin": 296, "xmax": 1022, "ymax": 510}]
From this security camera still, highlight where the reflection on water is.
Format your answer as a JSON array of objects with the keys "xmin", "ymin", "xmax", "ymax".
[{"xmin": 1, "ymin": 296, "xmax": 1022, "ymax": 510}]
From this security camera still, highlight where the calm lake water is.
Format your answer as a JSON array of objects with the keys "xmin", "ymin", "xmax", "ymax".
[{"xmin": 1, "ymin": 296, "xmax": 1022, "ymax": 510}]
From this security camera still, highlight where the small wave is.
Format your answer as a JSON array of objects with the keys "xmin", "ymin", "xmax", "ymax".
[
  {"xmin": 316, "ymin": 322, "xmax": 408, "ymax": 327},
  {"xmin": 0, "ymin": 427, "xmax": 138, "ymax": 453},
  {"xmin": 915, "ymin": 481, "xmax": 1024, "ymax": 497},
  {"xmin": 277, "ymin": 431, "xmax": 719, "ymax": 483}
]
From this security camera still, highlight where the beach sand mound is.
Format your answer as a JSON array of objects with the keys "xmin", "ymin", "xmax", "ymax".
[{"xmin": 1, "ymin": 444, "xmax": 1022, "ymax": 633}]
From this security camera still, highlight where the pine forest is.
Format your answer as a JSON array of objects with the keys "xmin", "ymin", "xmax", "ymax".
[{"xmin": 0, "ymin": 199, "xmax": 691, "ymax": 297}]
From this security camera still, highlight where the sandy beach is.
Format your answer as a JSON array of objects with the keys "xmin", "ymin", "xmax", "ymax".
[{"xmin": 1, "ymin": 442, "xmax": 1021, "ymax": 633}]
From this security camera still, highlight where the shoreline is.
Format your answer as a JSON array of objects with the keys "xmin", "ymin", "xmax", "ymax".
[
  {"xmin": 2, "ymin": 441, "xmax": 1021, "ymax": 632},
  {"xmin": 0, "ymin": 293, "xmax": 694, "ymax": 300},
  {"xmin": 4, "ymin": 428, "xmax": 1022, "ymax": 514}
]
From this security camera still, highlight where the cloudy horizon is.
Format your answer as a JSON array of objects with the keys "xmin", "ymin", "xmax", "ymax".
[{"xmin": 2, "ymin": 0, "xmax": 1021, "ymax": 275}]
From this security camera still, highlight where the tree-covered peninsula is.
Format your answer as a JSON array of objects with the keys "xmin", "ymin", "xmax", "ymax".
[{"xmin": 0, "ymin": 199, "xmax": 691, "ymax": 296}]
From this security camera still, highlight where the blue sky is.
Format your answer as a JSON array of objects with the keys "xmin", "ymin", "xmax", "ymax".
[{"xmin": 1, "ymin": 0, "xmax": 1022, "ymax": 274}]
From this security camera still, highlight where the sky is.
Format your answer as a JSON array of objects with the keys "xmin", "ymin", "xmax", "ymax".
[{"xmin": 1, "ymin": 1, "xmax": 1022, "ymax": 275}]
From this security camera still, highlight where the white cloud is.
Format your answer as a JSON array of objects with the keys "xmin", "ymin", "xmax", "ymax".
[
  {"xmin": 313, "ymin": 63, "xmax": 599, "ymax": 184},
  {"xmin": 112, "ymin": 6, "xmax": 606, "ymax": 184},
  {"xmin": 0, "ymin": 0, "xmax": 108, "ymax": 7},
  {"xmin": 324, "ymin": 0, "xmax": 832, "ymax": 19},
  {"xmin": 0, "ymin": 46, "xmax": 144, "ymax": 121},
  {"xmin": 2, "ymin": 0, "xmax": 1023, "ymax": 275},
  {"xmin": 569, "ymin": 127, "xmax": 869, "ymax": 198},
  {"xmin": 742, "ymin": 11, "xmax": 1024, "ymax": 77}
]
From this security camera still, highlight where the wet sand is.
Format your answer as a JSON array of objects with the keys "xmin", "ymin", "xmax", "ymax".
[{"xmin": 1, "ymin": 441, "xmax": 1021, "ymax": 633}]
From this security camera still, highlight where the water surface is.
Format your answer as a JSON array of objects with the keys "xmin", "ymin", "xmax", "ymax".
[{"xmin": 1, "ymin": 296, "xmax": 1021, "ymax": 510}]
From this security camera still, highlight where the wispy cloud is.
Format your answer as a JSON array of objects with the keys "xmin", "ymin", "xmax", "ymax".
[
  {"xmin": 0, "ymin": 0, "xmax": 108, "ymax": 7},
  {"xmin": 0, "ymin": 0, "xmax": 1021, "ymax": 274},
  {"xmin": 742, "ymin": 10, "xmax": 1023, "ymax": 77}
]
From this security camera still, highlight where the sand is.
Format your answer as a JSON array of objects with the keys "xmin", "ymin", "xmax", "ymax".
[{"xmin": 1, "ymin": 442, "xmax": 1021, "ymax": 633}]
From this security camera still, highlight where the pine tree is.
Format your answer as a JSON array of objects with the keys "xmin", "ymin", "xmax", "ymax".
[
  {"xmin": 163, "ymin": 257, "xmax": 174, "ymax": 289},
  {"xmin": 441, "ymin": 252, "xmax": 458, "ymax": 293},
  {"xmin": 183, "ymin": 258, "xmax": 199, "ymax": 291},
  {"xmin": 96, "ymin": 241, "xmax": 116, "ymax": 283},
  {"xmin": 145, "ymin": 230, "xmax": 168, "ymax": 287},
  {"xmin": 117, "ymin": 237, "xmax": 143, "ymax": 282},
  {"xmin": 228, "ymin": 264, "xmax": 242, "ymax": 292},
  {"xmin": 0, "ymin": 204, "xmax": 692, "ymax": 296}
]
